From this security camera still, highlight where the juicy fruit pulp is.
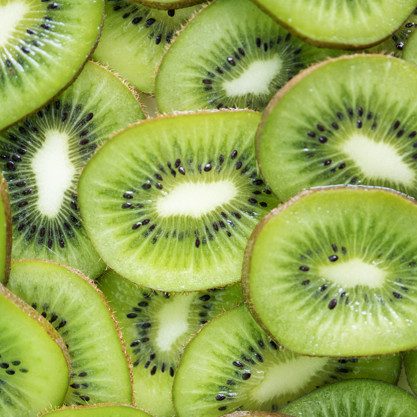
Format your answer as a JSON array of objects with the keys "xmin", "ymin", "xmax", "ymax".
[
  {"xmin": 134, "ymin": 0, "xmax": 205, "ymax": 10},
  {"xmin": 0, "ymin": 0, "xmax": 104, "ymax": 130},
  {"xmin": 245, "ymin": 186, "xmax": 417, "ymax": 356},
  {"xmin": 79, "ymin": 111, "xmax": 278, "ymax": 291},
  {"xmin": 257, "ymin": 55, "xmax": 417, "ymax": 202},
  {"xmin": 0, "ymin": 177, "xmax": 11, "ymax": 284},
  {"xmin": 40, "ymin": 405, "xmax": 153, "ymax": 417}
]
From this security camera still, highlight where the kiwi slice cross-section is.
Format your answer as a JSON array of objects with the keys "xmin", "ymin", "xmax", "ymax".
[
  {"xmin": 0, "ymin": 0, "xmax": 104, "ymax": 131},
  {"xmin": 252, "ymin": 0, "xmax": 417, "ymax": 49},
  {"xmin": 133, "ymin": 0, "xmax": 205, "ymax": 10},
  {"xmin": 0, "ymin": 177, "xmax": 12, "ymax": 284},
  {"xmin": 0, "ymin": 61, "xmax": 144, "ymax": 279},
  {"xmin": 7, "ymin": 260, "xmax": 133, "ymax": 406},
  {"xmin": 281, "ymin": 379, "xmax": 417, "ymax": 416},
  {"xmin": 0, "ymin": 285, "xmax": 69, "ymax": 417},
  {"xmin": 99, "ymin": 270, "xmax": 243, "ymax": 417},
  {"xmin": 156, "ymin": 0, "xmax": 340, "ymax": 112},
  {"xmin": 79, "ymin": 110, "xmax": 278, "ymax": 291},
  {"xmin": 257, "ymin": 54, "xmax": 417, "ymax": 202},
  {"xmin": 404, "ymin": 350, "xmax": 417, "ymax": 396},
  {"xmin": 173, "ymin": 305, "xmax": 401, "ymax": 417},
  {"xmin": 94, "ymin": 1, "xmax": 200, "ymax": 94},
  {"xmin": 244, "ymin": 186, "xmax": 417, "ymax": 357},
  {"xmin": 40, "ymin": 405, "xmax": 153, "ymax": 417}
]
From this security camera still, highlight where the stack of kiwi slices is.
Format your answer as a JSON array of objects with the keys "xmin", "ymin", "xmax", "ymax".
[{"xmin": 5, "ymin": 0, "xmax": 417, "ymax": 416}]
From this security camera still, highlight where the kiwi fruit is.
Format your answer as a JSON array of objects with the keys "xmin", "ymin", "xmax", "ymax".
[
  {"xmin": 403, "ymin": 29, "xmax": 417, "ymax": 65},
  {"xmin": 40, "ymin": 404, "xmax": 153, "ymax": 417},
  {"xmin": 7, "ymin": 260, "xmax": 133, "ymax": 405},
  {"xmin": 257, "ymin": 54, "xmax": 417, "ymax": 202},
  {"xmin": 281, "ymin": 379, "xmax": 417, "ymax": 416},
  {"xmin": 222, "ymin": 413, "xmax": 291, "ymax": 417},
  {"xmin": 173, "ymin": 305, "xmax": 401, "ymax": 417},
  {"xmin": 404, "ymin": 350, "xmax": 417, "ymax": 396},
  {"xmin": 99, "ymin": 269, "xmax": 243, "ymax": 417},
  {"xmin": 0, "ymin": 284, "xmax": 69, "ymax": 417},
  {"xmin": 94, "ymin": 1, "xmax": 201, "ymax": 94},
  {"xmin": 132, "ymin": 0, "xmax": 205, "ymax": 10},
  {"xmin": 251, "ymin": 0, "xmax": 417, "ymax": 49},
  {"xmin": 156, "ymin": 0, "xmax": 341, "ymax": 113},
  {"xmin": 0, "ymin": 177, "xmax": 12, "ymax": 284},
  {"xmin": 0, "ymin": 0, "xmax": 104, "ymax": 131},
  {"xmin": 0, "ymin": 61, "xmax": 144, "ymax": 279},
  {"xmin": 79, "ymin": 110, "xmax": 278, "ymax": 291}
]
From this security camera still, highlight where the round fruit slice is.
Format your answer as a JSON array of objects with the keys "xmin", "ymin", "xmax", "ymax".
[
  {"xmin": 0, "ymin": 177, "xmax": 12, "ymax": 284},
  {"xmin": 79, "ymin": 111, "xmax": 278, "ymax": 291},
  {"xmin": 0, "ymin": 61, "xmax": 144, "ymax": 279},
  {"xmin": 0, "ymin": 285, "xmax": 69, "ymax": 417},
  {"xmin": 0, "ymin": 0, "xmax": 104, "ymax": 130},
  {"xmin": 257, "ymin": 55, "xmax": 417, "ymax": 202},
  {"xmin": 244, "ymin": 186, "xmax": 417, "ymax": 357},
  {"xmin": 156, "ymin": 0, "xmax": 340, "ymax": 112},
  {"xmin": 7, "ymin": 260, "xmax": 133, "ymax": 405},
  {"xmin": 94, "ymin": 1, "xmax": 200, "ymax": 94},
  {"xmin": 100, "ymin": 270, "xmax": 243, "ymax": 417},
  {"xmin": 281, "ymin": 379, "xmax": 417, "ymax": 416},
  {"xmin": 133, "ymin": 0, "xmax": 204, "ymax": 10},
  {"xmin": 173, "ymin": 306, "xmax": 401, "ymax": 417},
  {"xmin": 252, "ymin": 0, "xmax": 417, "ymax": 49},
  {"xmin": 40, "ymin": 405, "xmax": 152, "ymax": 417}
]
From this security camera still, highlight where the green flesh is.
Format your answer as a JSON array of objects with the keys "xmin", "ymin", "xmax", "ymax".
[
  {"xmin": 0, "ymin": 61, "xmax": 144, "ymax": 279},
  {"xmin": 0, "ymin": 286, "xmax": 69, "ymax": 417},
  {"xmin": 245, "ymin": 187, "xmax": 417, "ymax": 357},
  {"xmin": 156, "ymin": 0, "xmax": 341, "ymax": 112},
  {"xmin": 100, "ymin": 270, "xmax": 243, "ymax": 417},
  {"xmin": 174, "ymin": 306, "xmax": 400, "ymax": 417},
  {"xmin": 94, "ymin": 1, "xmax": 200, "ymax": 94},
  {"xmin": 7, "ymin": 260, "xmax": 133, "ymax": 405},
  {"xmin": 252, "ymin": 0, "xmax": 417, "ymax": 48},
  {"xmin": 0, "ymin": 0, "xmax": 104, "ymax": 130},
  {"xmin": 41, "ymin": 405, "xmax": 152, "ymax": 417},
  {"xmin": 0, "ymin": 178, "xmax": 11, "ymax": 284},
  {"xmin": 258, "ymin": 55, "xmax": 417, "ymax": 202},
  {"xmin": 79, "ymin": 111, "xmax": 278, "ymax": 291},
  {"xmin": 403, "ymin": 28, "xmax": 417, "ymax": 64},
  {"xmin": 133, "ymin": 0, "xmax": 205, "ymax": 10},
  {"xmin": 404, "ymin": 350, "xmax": 417, "ymax": 396},
  {"xmin": 282, "ymin": 379, "xmax": 417, "ymax": 416}
]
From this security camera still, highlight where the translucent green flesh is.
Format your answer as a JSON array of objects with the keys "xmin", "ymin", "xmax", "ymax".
[
  {"xmin": 403, "ymin": 27, "xmax": 417, "ymax": 64},
  {"xmin": 0, "ymin": 0, "xmax": 104, "ymax": 130},
  {"xmin": 0, "ymin": 180, "xmax": 10, "ymax": 284},
  {"xmin": 404, "ymin": 350, "xmax": 417, "ymax": 396},
  {"xmin": 79, "ymin": 111, "xmax": 278, "ymax": 291},
  {"xmin": 41, "ymin": 406, "xmax": 151, "ymax": 417},
  {"xmin": 174, "ymin": 306, "xmax": 400, "ymax": 417},
  {"xmin": 137, "ymin": 0, "xmax": 204, "ymax": 9},
  {"xmin": 0, "ymin": 61, "xmax": 143, "ymax": 278},
  {"xmin": 7, "ymin": 260, "xmax": 132, "ymax": 405}
]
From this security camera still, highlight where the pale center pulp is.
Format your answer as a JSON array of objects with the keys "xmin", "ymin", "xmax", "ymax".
[{"xmin": 0, "ymin": 1, "xmax": 28, "ymax": 48}]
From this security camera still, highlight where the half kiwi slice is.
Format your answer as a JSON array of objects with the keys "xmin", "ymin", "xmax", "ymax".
[
  {"xmin": 281, "ymin": 379, "xmax": 417, "ymax": 416},
  {"xmin": 244, "ymin": 186, "xmax": 417, "ymax": 357},
  {"xmin": 0, "ymin": 285, "xmax": 69, "ymax": 417},
  {"xmin": 257, "ymin": 54, "xmax": 417, "ymax": 202},
  {"xmin": 7, "ymin": 260, "xmax": 133, "ymax": 405},
  {"xmin": 99, "ymin": 270, "xmax": 243, "ymax": 417},
  {"xmin": 94, "ymin": 1, "xmax": 200, "ymax": 94},
  {"xmin": 156, "ymin": 0, "xmax": 340, "ymax": 112},
  {"xmin": 0, "ymin": 0, "xmax": 104, "ymax": 131},
  {"xmin": 173, "ymin": 305, "xmax": 401, "ymax": 417},
  {"xmin": 0, "ymin": 61, "xmax": 144, "ymax": 279},
  {"xmin": 40, "ymin": 405, "xmax": 152, "ymax": 417},
  {"xmin": 252, "ymin": 0, "xmax": 417, "ymax": 49},
  {"xmin": 0, "ymin": 177, "xmax": 12, "ymax": 284},
  {"xmin": 79, "ymin": 110, "xmax": 278, "ymax": 291},
  {"xmin": 132, "ymin": 0, "xmax": 205, "ymax": 10}
]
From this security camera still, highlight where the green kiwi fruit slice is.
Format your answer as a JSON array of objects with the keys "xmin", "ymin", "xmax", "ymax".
[
  {"xmin": 99, "ymin": 270, "xmax": 243, "ymax": 417},
  {"xmin": 79, "ymin": 110, "xmax": 278, "ymax": 291},
  {"xmin": 40, "ymin": 405, "xmax": 152, "ymax": 417},
  {"xmin": 156, "ymin": 0, "xmax": 340, "ymax": 112},
  {"xmin": 7, "ymin": 260, "xmax": 133, "ymax": 405},
  {"xmin": 281, "ymin": 379, "xmax": 417, "ymax": 416},
  {"xmin": 132, "ymin": 0, "xmax": 205, "ymax": 10},
  {"xmin": 0, "ymin": 61, "xmax": 144, "ymax": 279},
  {"xmin": 0, "ymin": 177, "xmax": 12, "ymax": 284},
  {"xmin": 0, "ymin": 0, "xmax": 104, "ymax": 131},
  {"xmin": 93, "ymin": 1, "xmax": 200, "ymax": 94},
  {"xmin": 257, "ymin": 54, "xmax": 417, "ymax": 202},
  {"xmin": 0, "ymin": 285, "xmax": 69, "ymax": 417},
  {"xmin": 173, "ymin": 305, "xmax": 401, "ymax": 417},
  {"xmin": 404, "ymin": 350, "xmax": 417, "ymax": 396},
  {"xmin": 403, "ymin": 29, "xmax": 417, "ymax": 65},
  {"xmin": 244, "ymin": 186, "xmax": 417, "ymax": 357},
  {"xmin": 252, "ymin": 0, "xmax": 417, "ymax": 49}
]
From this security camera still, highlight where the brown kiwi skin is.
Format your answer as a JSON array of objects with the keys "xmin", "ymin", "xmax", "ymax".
[
  {"xmin": 222, "ymin": 412, "xmax": 293, "ymax": 417},
  {"xmin": 0, "ymin": 177, "xmax": 12, "ymax": 285},
  {"xmin": 39, "ymin": 403, "xmax": 148, "ymax": 416},
  {"xmin": 241, "ymin": 185, "xmax": 416, "ymax": 359},
  {"xmin": 131, "ymin": 0, "xmax": 206, "ymax": 10}
]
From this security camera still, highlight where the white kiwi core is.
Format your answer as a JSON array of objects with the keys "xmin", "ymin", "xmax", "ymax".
[{"xmin": 0, "ymin": 1, "xmax": 28, "ymax": 48}]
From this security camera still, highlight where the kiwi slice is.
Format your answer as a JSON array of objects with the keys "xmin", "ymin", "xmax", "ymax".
[
  {"xmin": 257, "ymin": 54, "xmax": 417, "ymax": 202},
  {"xmin": 252, "ymin": 0, "xmax": 417, "ymax": 49},
  {"xmin": 281, "ymin": 379, "xmax": 417, "ymax": 416},
  {"xmin": 40, "ymin": 405, "xmax": 152, "ymax": 417},
  {"xmin": 99, "ymin": 270, "xmax": 243, "ymax": 417},
  {"xmin": 403, "ymin": 29, "xmax": 417, "ymax": 65},
  {"xmin": 173, "ymin": 305, "xmax": 401, "ymax": 417},
  {"xmin": 79, "ymin": 110, "xmax": 278, "ymax": 291},
  {"xmin": 0, "ymin": 177, "xmax": 12, "ymax": 284},
  {"xmin": 0, "ymin": 61, "xmax": 144, "ymax": 279},
  {"xmin": 156, "ymin": 0, "xmax": 340, "ymax": 112},
  {"xmin": 404, "ymin": 350, "xmax": 417, "ymax": 396},
  {"xmin": 94, "ymin": 1, "xmax": 200, "ymax": 94},
  {"xmin": 7, "ymin": 260, "xmax": 133, "ymax": 405},
  {"xmin": 0, "ymin": 285, "xmax": 69, "ymax": 417},
  {"xmin": 0, "ymin": 0, "xmax": 104, "ymax": 131},
  {"xmin": 132, "ymin": 0, "xmax": 205, "ymax": 10}
]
